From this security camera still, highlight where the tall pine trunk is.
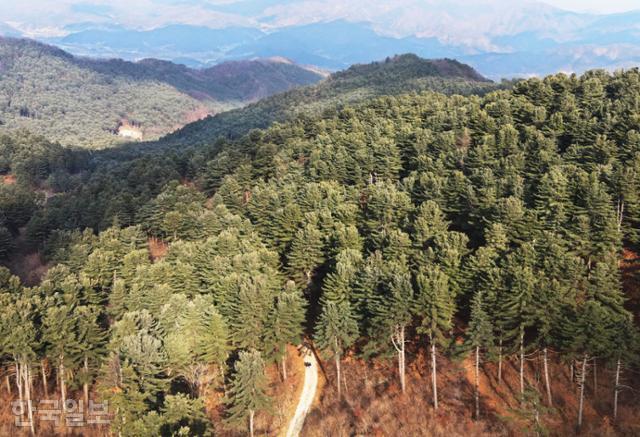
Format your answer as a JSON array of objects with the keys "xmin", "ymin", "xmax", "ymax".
[
  {"xmin": 335, "ymin": 354, "xmax": 342, "ymax": 398},
  {"xmin": 593, "ymin": 358, "xmax": 597, "ymax": 396},
  {"xmin": 15, "ymin": 361, "xmax": 23, "ymax": 408},
  {"xmin": 543, "ymin": 348, "xmax": 552, "ymax": 406},
  {"xmin": 249, "ymin": 409, "xmax": 255, "ymax": 437},
  {"xmin": 41, "ymin": 360, "xmax": 48, "ymax": 398},
  {"xmin": 617, "ymin": 198, "xmax": 624, "ymax": 233},
  {"xmin": 334, "ymin": 338, "xmax": 342, "ymax": 398},
  {"xmin": 281, "ymin": 357, "xmax": 287, "ymax": 382},
  {"xmin": 474, "ymin": 346, "xmax": 480, "ymax": 419},
  {"xmin": 83, "ymin": 356, "xmax": 90, "ymax": 417},
  {"xmin": 5, "ymin": 373, "xmax": 10, "ymax": 394},
  {"xmin": 24, "ymin": 364, "xmax": 35, "ymax": 436},
  {"xmin": 431, "ymin": 342, "xmax": 438, "ymax": 410},
  {"xmin": 498, "ymin": 338, "xmax": 503, "ymax": 384},
  {"xmin": 570, "ymin": 361, "xmax": 574, "ymax": 391},
  {"xmin": 59, "ymin": 356, "xmax": 67, "ymax": 419},
  {"xmin": 391, "ymin": 325, "xmax": 406, "ymax": 394},
  {"xmin": 17, "ymin": 361, "xmax": 35, "ymax": 436},
  {"xmin": 519, "ymin": 330, "xmax": 524, "ymax": 397},
  {"xmin": 613, "ymin": 358, "xmax": 621, "ymax": 421},
  {"xmin": 401, "ymin": 327, "xmax": 405, "ymax": 394},
  {"xmin": 578, "ymin": 354, "xmax": 587, "ymax": 429}
]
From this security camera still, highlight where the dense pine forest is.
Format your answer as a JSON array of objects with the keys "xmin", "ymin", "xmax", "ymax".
[
  {"xmin": 161, "ymin": 54, "xmax": 499, "ymax": 147},
  {"xmin": 1, "ymin": 66, "xmax": 640, "ymax": 435}
]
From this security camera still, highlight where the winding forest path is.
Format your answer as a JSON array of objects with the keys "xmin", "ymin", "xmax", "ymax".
[{"xmin": 285, "ymin": 347, "xmax": 318, "ymax": 437}]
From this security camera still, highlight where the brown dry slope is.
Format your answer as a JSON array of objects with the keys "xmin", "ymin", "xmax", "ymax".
[
  {"xmin": 303, "ymin": 347, "xmax": 639, "ymax": 436},
  {"xmin": 301, "ymin": 250, "xmax": 640, "ymax": 437}
]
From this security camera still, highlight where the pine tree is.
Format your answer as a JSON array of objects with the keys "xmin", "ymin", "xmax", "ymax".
[
  {"xmin": 321, "ymin": 248, "xmax": 362, "ymax": 305},
  {"xmin": 369, "ymin": 259, "xmax": 414, "ymax": 393},
  {"xmin": 587, "ymin": 260, "xmax": 627, "ymax": 316},
  {"xmin": 497, "ymin": 246, "xmax": 538, "ymax": 397},
  {"xmin": 413, "ymin": 200, "xmax": 449, "ymax": 246},
  {"xmin": 363, "ymin": 181, "xmax": 413, "ymax": 250},
  {"xmin": 415, "ymin": 265, "xmax": 455, "ymax": 409},
  {"xmin": 508, "ymin": 388, "xmax": 553, "ymax": 437},
  {"xmin": 609, "ymin": 316, "xmax": 640, "ymax": 421},
  {"xmin": 286, "ymin": 223, "xmax": 325, "ymax": 285},
  {"xmin": 199, "ymin": 304, "xmax": 230, "ymax": 393},
  {"xmin": 534, "ymin": 166, "xmax": 571, "ymax": 234},
  {"xmin": 270, "ymin": 202, "xmax": 303, "ymax": 252},
  {"xmin": 0, "ymin": 288, "xmax": 39, "ymax": 435},
  {"xmin": 225, "ymin": 350, "xmax": 271, "ymax": 437},
  {"xmin": 118, "ymin": 330, "xmax": 168, "ymax": 405},
  {"xmin": 533, "ymin": 276, "xmax": 565, "ymax": 407},
  {"xmin": 494, "ymin": 196, "xmax": 534, "ymax": 245},
  {"xmin": 162, "ymin": 295, "xmax": 228, "ymax": 397},
  {"xmin": 108, "ymin": 277, "xmax": 128, "ymax": 320},
  {"xmin": 574, "ymin": 173, "xmax": 621, "ymax": 264},
  {"xmin": 329, "ymin": 224, "xmax": 363, "ymax": 258},
  {"xmin": 563, "ymin": 300, "xmax": 616, "ymax": 429},
  {"xmin": 42, "ymin": 299, "xmax": 80, "ymax": 419},
  {"xmin": 265, "ymin": 282, "xmax": 306, "ymax": 380},
  {"xmin": 223, "ymin": 274, "xmax": 278, "ymax": 352},
  {"xmin": 314, "ymin": 301, "xmax": 359, "ymax": 398},
  {"xmin": 97, "ymin": 354, "xmax": 148, "ymax": 436},
  {"xmin": 109, "ymin": 311, "xmax": 168, "ymax": 406},
  {"xmin": 466, "ymin": 292, "xmax": 494, "ymax": 419},
  {"xmin": 611, "ymin": 158, "xmax": 640, "ymax": 244},
  {"xmin": 160, "ymin": 393, "xmax": 214, "ymax": 436},
  {"xmin": 74, "ymin": 305, "xmax": 107, "ymax": 413}
]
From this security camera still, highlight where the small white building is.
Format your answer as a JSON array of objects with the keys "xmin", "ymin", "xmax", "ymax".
[{"xmin": 117, "ymin": 121, "xmax": 143, "ymax": 140}]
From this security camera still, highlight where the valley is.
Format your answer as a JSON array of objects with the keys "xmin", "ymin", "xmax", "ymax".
[{"xmin": 0, "ymin": 37, "xmax": 323, "ymax": 148}]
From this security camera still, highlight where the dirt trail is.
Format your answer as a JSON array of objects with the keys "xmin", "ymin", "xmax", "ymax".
[{"xmin": 285, "ymin": 348, "xmax": 318, "ymax": 437}]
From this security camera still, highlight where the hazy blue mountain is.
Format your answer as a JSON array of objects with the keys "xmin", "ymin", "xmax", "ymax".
[
  {"xmin": 14, "ymin": 2, "xmax": 640, "ymax": 79},
  {"xmin": 0, "ymin": 23, "xmax": 21, "ymax": 38},
  {"xmin": 59, "ymin": 25, "xmax": 262, "ymax": 52},
  {"xmin": 52, "ymin": 25, "xmax": 264, "ymax": 63},
  {"xmin": 226, "ymin": 21, "xmax": 463, "ymax": 70}
]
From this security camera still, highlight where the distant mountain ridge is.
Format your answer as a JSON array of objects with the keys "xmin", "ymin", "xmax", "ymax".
[
  {"xmin": 0, "ymin": 37, "xmax": 323, "ymax": 148},
  {"xmin": 78, "ymin": 53, "xmax": 323, "ymax": 103},
  {"xmin": 334, "ymin": 55, "xmax": 491, "ymax": 83},
  {"xmin": 9, "ymin": 2, "xmax": 640, "ymax": 80},
  {"xmin": 159, "ymin": 54, "xmax": 496, "ymax": 148}
]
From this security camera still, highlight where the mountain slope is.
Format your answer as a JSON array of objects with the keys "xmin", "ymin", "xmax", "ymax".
[
  {"xmin": 1, "ymin": 67, "xmax": 639, "ymax": 436},
  {"xmin": 161, "ymin": 54, "xmax": 497, "ymax": 147},
  {"xmin": 0, "ymin": 37, "xmax": 323, "ymax": 148}
]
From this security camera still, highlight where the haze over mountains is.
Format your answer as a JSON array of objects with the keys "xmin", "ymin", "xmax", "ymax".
[{"xmin": 2, "ymin": 0, "xmax": 640, "ymax": 78}]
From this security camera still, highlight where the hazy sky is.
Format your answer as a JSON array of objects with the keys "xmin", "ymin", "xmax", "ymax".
[
  {"xmin": 547, "ymin": 0, "xmax": 640, "ymax": 13},
  {"xmin": 1, "ymin": 0, "xmax": 639, "ymax": 37}
]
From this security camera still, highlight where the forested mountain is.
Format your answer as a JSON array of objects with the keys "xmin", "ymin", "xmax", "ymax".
[
  {"xmin": 1, "ymin": 67, "xmax": 640, "ymax": 435},
  {"xmin": 162, "ymin": 54, "xmax": 498, "ymax": 147},
  {"xmin": 0, "ymin": 38, "xmax": 323, "ymax": 148}
]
